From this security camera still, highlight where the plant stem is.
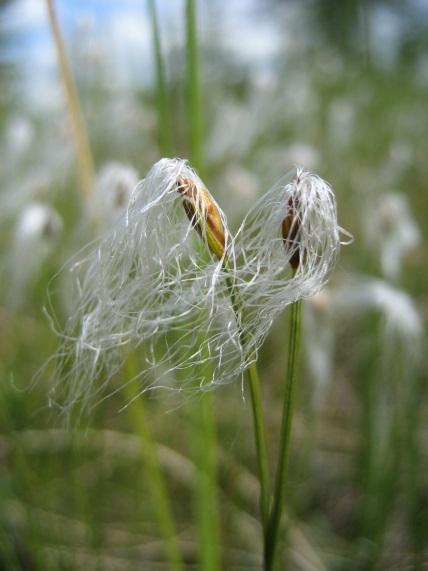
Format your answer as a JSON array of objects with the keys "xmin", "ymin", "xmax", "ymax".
[
  {"xmin": 247, "ymin": 360, "xmax": 271, "ymax": 534},
  {"xmin": 225, "ymin": 274, "xmax": 271, "ymax": 536},
  {"xmin": 124, "ymin": 354, "xmax": 184, "ymax": 571},
  {"xmin": 190, "ymin": 388, "xmax": 221, "ymax": 571},
  {"xmin": 185, "ymin": 2, "xmax": 220, "ymax": 568},
  {"xmin": 147, "ymin": 0, "xmax": 173, "ymax": 156},
  {"xmin": 265, "ymin": 299, "xmax": 302, "ymax": 571},
  {"xmin": 186, "ymin": 0, "xmax": 203, "ymax": 173},
  {"xmin": 46, "ymin": 0, "xmax": 95, "ymax": 202}
]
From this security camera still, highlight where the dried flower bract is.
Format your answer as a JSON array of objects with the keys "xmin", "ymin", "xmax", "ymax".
[{"xmin": 177, "ymin": 176, "xmax": 226, "ymax": 260}]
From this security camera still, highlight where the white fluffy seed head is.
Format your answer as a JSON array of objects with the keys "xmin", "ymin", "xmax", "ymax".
[
  {"xmin": 50, "ymin": 158, "xmax": 240, "ymax": 415},
  {"xmin": 233, "ymin": 167, "xmax": 344, "ymax": 358},
  {"xmin": 92, "ymin": 162, "xmax": 139, "ymax": 225},
  {"xmin": 9, "ymin": 202, "xmax": 63, "ymax": 307},
  {"xmin": 378, "ymin": 192, "xmax": 420, "ymax": 280},
  {"xmin": 50, "ymin": 162, "xmax": 348, "ymax": 416},
  {"xmin": 331, "ymin": 278, "xmax": 422, "ymax": 357}
]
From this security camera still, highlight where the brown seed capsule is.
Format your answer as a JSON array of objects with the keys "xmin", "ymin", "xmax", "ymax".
[
  {"xmin": 177, "ymin": 176, "xmax": 226, "ymax": 260},
  {"xmin": 282, "ymin": 195, "xmax": 301, "ymax": 270}
]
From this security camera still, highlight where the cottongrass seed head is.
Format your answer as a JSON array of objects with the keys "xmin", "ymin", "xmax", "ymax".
[
  {"xmin": 8, "ymin": 202, "xmax": 62, "ymax": 307},
  {"xmin": 233, "ymin": 167, "xmax": 348, "ymax": 359},
  {"xmin": 50, "ymin": 158, "xmax": 243, "ymax": 415},
  {"xmin": 91, "ymin": 161, "xmax": 139, "ymax": 226},
  {"xmin": 50, "ymin": 162, "xmax": 349, "ymax": 416}
]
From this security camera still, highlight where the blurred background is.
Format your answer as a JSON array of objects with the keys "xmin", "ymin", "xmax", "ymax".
[{"xmin": 0, "ymin": 0, "xmax": 427, "ymax": 569}]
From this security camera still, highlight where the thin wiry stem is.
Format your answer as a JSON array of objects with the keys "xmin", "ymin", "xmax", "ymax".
[
  {"xmin": 225, "ymin": 273, "xmax": 271, "ymax": 536},
  {"xmin": 190, "ymin": 386, "xmax": 221, "ymax": 571},
  {"xmin": 124, "ymin": 354, "xmax": 184, "ymax": 571},
  {"xmin": 247, "ymin": 360, "xmax": 271, "ymax": 534},
  {"xmin": 46, "ymin": 0, "xmax": 95, "ymax": 201},
  {"xmin": 186, "ymin": 0, "xmax": 203, "ymax": 173},
  {"xmin": 265, "ymin": 299, "xmax": 302, "ymax": 570},
  {"xmin": 148, "ymin": 0, "xmax": 173, "ymax": 156}
]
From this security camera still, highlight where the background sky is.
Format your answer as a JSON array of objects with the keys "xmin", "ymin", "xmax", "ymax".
[{"xmin": 3, "ymin": 0, "xmax": 428, "ymax": 113}]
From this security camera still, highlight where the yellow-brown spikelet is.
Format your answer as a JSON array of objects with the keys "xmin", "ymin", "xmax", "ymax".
[{"xmin": 177, "ymin": 176, "xmax": 226, "ymax": 260}]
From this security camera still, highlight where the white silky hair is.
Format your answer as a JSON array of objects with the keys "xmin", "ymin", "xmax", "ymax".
[
  {"xmin": 50, "ymin": 158, "xmax": 241, "ymax": 415},
  {"xmin": 232, "ymin": 167, "xmax": 344, "ymax": 362},
  {"xmin": 51, "ymin": 161, "xmax": 345, "ymax": 415}
]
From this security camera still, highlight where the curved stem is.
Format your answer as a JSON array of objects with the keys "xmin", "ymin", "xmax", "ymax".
[{"xmin": 265, "ymin": 300, "xmax": 302, "ymax": 570}]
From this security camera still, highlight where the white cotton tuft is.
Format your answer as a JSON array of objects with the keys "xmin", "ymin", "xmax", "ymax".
[
  {"xmin": 50, "ymin": 158, "xmax": 242, "ymax": 415},
  {"xmin": 91, "ymin": 162, "xmax": 139, "ymax": 225},
  {"xmin": 9, "ymin": 202, "xmax": 63, "ymax": 307},
  {"xmin": 330, "ymin": 278, "xmax": 422, "ymax": 362},
  {"xmin": 364, "ymin": 192, "xmax": 420, "ymax": 280},
  {"xmin": 50, "ymin": 162, "xmax": 348, "ymax": 415},
  {"xmin": 233, "ymin": 167, "xmax": 344, "ymax": 359}
]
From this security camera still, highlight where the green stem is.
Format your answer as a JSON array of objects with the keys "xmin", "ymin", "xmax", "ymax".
[
  {"xmin": 190, "ymin": 389, "xmax": 221, "ymax": 571},
  {"xmin": 124, "ymin": 355, "xmax": 184, "ymax": 571},
  {"xmin": 247, "ymin": 360, "xmax": 271, "ymax": 534},
  {"xmin": 186, "ymin": 0, "xmax": 203, "ymax": 173},
  {"xmin": 265, "ymin": 300, "xmax": 302, "ymax": 571},
  {"xmin": 46, "ymin": 0, "xmax": 95, "ymax": 201},
  {"xmin": 148, "ymin": 0, "xmax": 173, "ymax": 156},
  {"xmin": 225, "ymin": 274, "xmax": 271, "ymax": 536},
  {"xmin": 185, "ymin": 3, "xmax": 220, "ymax": 568}
]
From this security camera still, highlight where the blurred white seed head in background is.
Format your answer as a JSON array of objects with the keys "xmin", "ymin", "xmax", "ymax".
[
  {"xmin": 4, "ymin": 116, "xmax": 34, "ymax": 158},
  {"xmin": 9, "ymin": 202, "xmax": 63, "ymax": 307},
  {"xmin": 364, "ymin": 191, "xmax": 420, "ymax": 280},
  {"xmin": 331, "ymin": 278, "xmax": 422, "ymax": 358},
  {"xmin": 303, "ymin": 277, "xmax": 422, "ymax": 410},
  {"xmin": 91, "ymin": 161, "xmax": 139, "ymax": 225}
]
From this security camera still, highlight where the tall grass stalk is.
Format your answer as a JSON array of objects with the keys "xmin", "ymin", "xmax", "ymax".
[
  {"xmin": 186, "ymin": 0, "xmax": 203, "ymax": 171},
  {"xmin": 186, "ymin": 2, "xmax": 220, "ymax": 568},
  {"xmin": 46, "ymin": 0, "xmax": 95, "ymax": 201},
  {"xmin": 191, "ymin": 380, "xmax": 221, "ymax": 571},
  {"xmin": 225, "ymin": 273, "xmax": 271, "ymax": 534},
  {"xmin": 405, "ymin": 370, "xmax": 427, "ymax": 569},
  {"xmin": 147, "ymin": 0, "xmax": 173, "ymax": 156},
  {"xmin": 124, "ymin": 355, "xmax": 184, "ymax": 571},
  {"xmin": 246, "ymin": 361, "xmax": 271, "ymax": 533},
  {"xmin": 265, "ymin": 299, "xmax": 302, "ymax": 570}
]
